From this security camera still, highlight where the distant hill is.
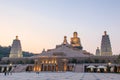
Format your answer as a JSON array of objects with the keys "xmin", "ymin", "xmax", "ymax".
[
  {"xmin": 22, "ymin": 51, "xmax": 34, "ymax": 57},
  {"xmin": 0, "ymin": 46, "xmax": 11, "ymax": 58},
  {"xmin": 0, "ymin": 45, "xmax": 34, "ymax": 58}
]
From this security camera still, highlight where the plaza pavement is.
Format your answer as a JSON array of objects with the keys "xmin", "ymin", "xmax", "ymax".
[{"xmin": 0, "ymin": 72, "xmax": 119, "ymax": 80}]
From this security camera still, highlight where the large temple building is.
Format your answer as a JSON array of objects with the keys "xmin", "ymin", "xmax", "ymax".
[
  {"xmin": 1, "ymin": 31, "xmax": 120, "ymax": 73},
  {"xmin": 37, "ymin": 32, "xmax": 90, "ymax": 58},
  {"xmin": 9, "ymin": 36, "xmax": 23, "ymax": 58},
  {"xmin": 32, "ymin": 32, "xmax": 91, "ymax": 72},
  {"xmin": 101, "ymin": 31, "xmax": 112, "ymax": 56}
]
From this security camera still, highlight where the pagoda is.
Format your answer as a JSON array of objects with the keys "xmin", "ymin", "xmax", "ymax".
[
  {"xmin": 9, "ymin": 36, "xmax": 23, "ymax": 58},
  {"xmin": 101, "ymin": 31, "xmax": 112, "ymax": 56}
]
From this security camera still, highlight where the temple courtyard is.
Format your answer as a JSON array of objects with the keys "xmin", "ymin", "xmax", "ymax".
[{"xmin": 0, "ymin": 72, "xmax": 119, "ymax": 80}]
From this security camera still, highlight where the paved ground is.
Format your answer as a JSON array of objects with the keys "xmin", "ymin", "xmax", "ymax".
[{"xmin": 0, "ymin": 72, "xmax": 119, "ymax": 80}]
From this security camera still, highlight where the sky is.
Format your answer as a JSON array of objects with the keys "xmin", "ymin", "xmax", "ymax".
[{"xmin": 0, "ymin": 0, "xmax": 120, "ymax": 55}]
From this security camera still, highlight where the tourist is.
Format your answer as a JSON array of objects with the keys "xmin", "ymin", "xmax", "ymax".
[{"xmin": 4, "ymin": 71, "xmax": 7, "ymax": 76}]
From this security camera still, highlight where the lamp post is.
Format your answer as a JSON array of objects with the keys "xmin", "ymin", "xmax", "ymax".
[
  {"xmin": 108, "ymin": 62, "xmax": 111, "ymax": 66},
  {"xmin": 107, "ymin": 62, "xmax": 111, "ymax": 73},
  {"xmin": 9, "ymin": 63, "xmax": 13, "ymax": 75}
]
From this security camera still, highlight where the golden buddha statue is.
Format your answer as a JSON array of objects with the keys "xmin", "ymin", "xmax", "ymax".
[{"xmin": 71, "ymin": 32, "xmax": 83, "ymax": 49}]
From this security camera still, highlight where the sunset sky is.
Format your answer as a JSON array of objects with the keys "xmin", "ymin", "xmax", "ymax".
[{"xmin": 0, "ymin": 0, "xmax": 120, "ymax": 55}]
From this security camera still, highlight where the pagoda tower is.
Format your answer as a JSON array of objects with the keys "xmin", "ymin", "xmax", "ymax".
[
  {"xmin": 101, "ymin": 31, "xmax": 112, "ymax": 56},
  {"xmin": 96, "ymin": 47, "xmax": 100, "ymax": 56},
  {"xmin": 9, "ymin": 36, "xmax": 23, "ymax": 58}
]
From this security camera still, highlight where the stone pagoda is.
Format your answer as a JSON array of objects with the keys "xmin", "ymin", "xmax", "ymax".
[
  {"xmin": 62, "ymin": 36, "xmax": 69, "ymax": 45},
  {"xmin": 9, "ymin": 36, "xmax": 23, "ymax": 58},
  {"xmin": 101, "ymin": 31, "xmax": 112, "ymax": 56},
  {"xmin": 96, "ymin": 47, "xmax": 100, "ymax": 56}
]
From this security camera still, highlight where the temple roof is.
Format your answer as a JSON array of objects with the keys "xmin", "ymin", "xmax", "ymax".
[{"xmin": 37, "ymin": 45, "xmax": 90, "ymax": 57}]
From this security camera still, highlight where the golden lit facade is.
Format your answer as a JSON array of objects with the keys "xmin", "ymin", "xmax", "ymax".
[
  {"xmin": 33, "ymin": 59, "xmax": 41, "ymax": 72},
  {"xmin": 33, "ymin": 57, "xmax": 70, "ymax": 72}
]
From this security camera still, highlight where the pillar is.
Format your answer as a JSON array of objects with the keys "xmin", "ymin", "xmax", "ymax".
[
  {"xmin": 46, "ymin": 65, "xmax": 48, "ymax": 71},
  {"xmin": 42, "ymin": 65, "xmax": 44, "ymax": 71}
]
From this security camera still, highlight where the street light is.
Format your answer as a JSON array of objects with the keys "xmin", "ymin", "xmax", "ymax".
[
  {"xmin": 9, "ymin": 63, "xmax": 12, "ymax": 66},
  {"xmin": 107, "ymin": 62, "xmax": 112, "ymax": 72},
  {"xmin": 9, "ymin": 63, "xmax": 13, "ymax": 75},
  {"xmin": 108, "ymin": 62, "xmax": 111, "ymax": 66}
]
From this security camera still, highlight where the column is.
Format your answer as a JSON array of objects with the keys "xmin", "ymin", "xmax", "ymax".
[
  {"xmin": 54, "ymin": 64, "xmax": 56, "ymax": 71},
  {"xmin": 42, "ymin": 65, "xmax": 44, "ymax": 71},
  {"xmin": 1, "ymin": 67, "xmax": 4, "ymax": 72},
  {"xmin": 50, "ymin": 65, "xmax": 52, "ymax": 71},
  {"xmin": 46, "ymin": 65, "xmax": 48, "ymax": 71}
]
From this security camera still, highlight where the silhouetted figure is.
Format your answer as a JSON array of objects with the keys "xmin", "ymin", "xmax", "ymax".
[{"xmin": 4, "ymin": 71, "xmax": 7, "ymax": 76}]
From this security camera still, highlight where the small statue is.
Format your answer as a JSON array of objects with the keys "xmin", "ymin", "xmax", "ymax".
[{"xmin": 63, "ymin": 36, "xmax": 68, "ymax": 45}]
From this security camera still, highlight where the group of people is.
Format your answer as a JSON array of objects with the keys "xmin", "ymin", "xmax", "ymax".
[{"xmin": 4, "ymin": 71, "xmax": 12, "ymax": 76}]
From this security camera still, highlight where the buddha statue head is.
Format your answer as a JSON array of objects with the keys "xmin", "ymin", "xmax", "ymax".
[{"xmin": 73, "ymin": 32, "xmax": 78, "ymax": 38}]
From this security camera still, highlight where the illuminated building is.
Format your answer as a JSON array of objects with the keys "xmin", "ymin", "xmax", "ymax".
[{"xmin": 9, "ymin": 36, "xmax": 23, "ymax": 58}]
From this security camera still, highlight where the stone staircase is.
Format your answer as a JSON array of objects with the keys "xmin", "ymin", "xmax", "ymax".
[{"xmin": 12, "ymin": 64, "xmax": 28, "ymax": 72}]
